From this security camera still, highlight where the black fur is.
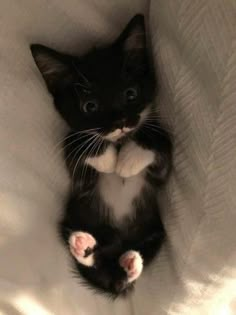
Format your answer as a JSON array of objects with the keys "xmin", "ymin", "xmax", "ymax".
[{"xmin": 31, "ymin": 14, "xmax": 172, "ymax": 298}]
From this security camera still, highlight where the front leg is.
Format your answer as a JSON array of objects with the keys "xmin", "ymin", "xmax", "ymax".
[
  {"xmin": 116, "ymin": 141, "xmax": 155, "ymax": 178},
  {"xmin": 85, "ymin": 144, "xmax": 117, "ymax": 174},
  {"xmin": 64, "ymin": 132, "xmax": 117, "ymax": 178},
  {"xmin": 116, "ymin": 122, "xmax": 172, "ymax": 180}
]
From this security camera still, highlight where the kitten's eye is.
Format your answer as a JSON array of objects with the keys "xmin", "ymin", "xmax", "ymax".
[
  {"xmin": 124, "ymin": 87, "xmax": 138, "ymax": 103},
  {"xmin": 82, "ymin": 101, "xmax": 99, "ymax": 113}
]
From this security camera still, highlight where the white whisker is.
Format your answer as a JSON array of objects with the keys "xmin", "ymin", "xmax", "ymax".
[
  {"xmin": 65, "ymin": 135, "xmax": 95, "ymax": 166},
  {"xmin": 69, "ymin": 133, "xmax": 98, "ymax": 168},
  {"xmin": 52, "ymin": 133, "xmax": 95, "ymax": 165},
  {"xmin": 143, "ymin": 125, "xmax": 165, "ymax": 136},
  {"xmin": 72, "ymin": 134, "xmax": 100, "ymax": 185},
  {"xmin": 53, "ymin": 128, "xmax": 101, "ymax": 151},
  {"xmin": 80, "ymin": 134, "xmax": 101, "ymax": 183}
]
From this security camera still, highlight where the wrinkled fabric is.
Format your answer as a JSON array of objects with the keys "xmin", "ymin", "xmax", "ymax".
[
  {"xmin": 133, "ymin": 1, "xmax": 236, "ymax": 314},
  {"xmin": 0, "ymin": 0, "xmax": 236, "ymax": 314}
]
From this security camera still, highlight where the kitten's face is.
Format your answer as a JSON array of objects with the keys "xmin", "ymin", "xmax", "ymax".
[{"xmin": 31, "ymin": 15, "xmax": 156, "ymax": 142}]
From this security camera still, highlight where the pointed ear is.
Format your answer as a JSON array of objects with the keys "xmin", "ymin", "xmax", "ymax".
[
  {"xmin": 120, "ymin": 14, "xmax": 146, "ymax": 52},
  {"xmin": 118, "ymin": 15, "xmax": 149, "ymax": 77},
  {"xmin": 30, "ymin": 44, "xmax": 71, "ymax": 93}
]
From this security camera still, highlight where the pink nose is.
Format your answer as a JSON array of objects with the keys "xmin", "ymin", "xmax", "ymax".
[{"xmin": 115, "ymin": 118, "xmax": 126, "ymax": 129}]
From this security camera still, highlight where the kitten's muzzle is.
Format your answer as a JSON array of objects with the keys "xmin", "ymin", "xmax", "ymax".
[
  {"xmin": 115, "ymin": 114, "xmax": 140, "ymax": 130},
  {"xmin": 114, "ymin": 118, "xmax": 127, "ymax": 130},
  {"xmin": 103, "ymin": 126, "xmax": 134, "ymax": 141}
]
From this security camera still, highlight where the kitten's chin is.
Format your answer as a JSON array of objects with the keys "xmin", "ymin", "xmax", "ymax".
[{"xmin": 103, "ymin": 127, "xmax": 134, "ymax": 142}]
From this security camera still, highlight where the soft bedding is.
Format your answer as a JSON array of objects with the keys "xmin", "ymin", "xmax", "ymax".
[{"xmin": 0, "ymin": 0, "xmax": 235, "ymax": 314}]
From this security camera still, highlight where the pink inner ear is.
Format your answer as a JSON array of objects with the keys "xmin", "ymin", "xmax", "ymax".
[
  {"xmin": 37, "ymin": 55, "xmax": 66, "ymax": 77},
  {"xmin": 124, "ymin": 31, "xmax": 145, "ymax": 51},
  {"xmin": 122, "ymin": 15, "xmax": 145, "ymax": 52}
]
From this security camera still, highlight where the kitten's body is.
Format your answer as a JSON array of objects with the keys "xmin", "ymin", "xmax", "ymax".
[
  {"xmin": 31, "ymin": 15, "xmax": 172, "ymax": 297},
  {"xmin": 100, "ymin": 172, "xmax": 144, "ymax": 223},
  {"xmin": 61, "ymin": 115, "xmax": 171, "ymax": 296}
]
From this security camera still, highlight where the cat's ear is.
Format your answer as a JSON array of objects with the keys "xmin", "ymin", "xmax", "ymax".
[
  {"xmin": 30, "ymin": 44, "xmax": 71, "ymax": 93},
  {"xmin": 118, "ymin": 15, "xmax": 148, "ymax": 76},
  {"xmin": 119, "ymin": 14, "xmax": 146, "ymax": 53}
]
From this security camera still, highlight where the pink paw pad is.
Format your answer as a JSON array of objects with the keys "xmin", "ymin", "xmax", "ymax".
[
  {"xmin": 119, "ymin": 250, "xmax": 143, "ymax": 283},
  {"xmin": 69, "ymin": 232, "xmax": 96, "ymax": 267}
]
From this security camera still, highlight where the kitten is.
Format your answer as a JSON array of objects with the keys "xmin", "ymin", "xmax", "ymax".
[{"xmin": 31, "ymin": 14, "xmax": 172, "ymax": 297}]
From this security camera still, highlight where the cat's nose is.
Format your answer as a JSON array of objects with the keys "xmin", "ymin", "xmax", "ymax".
[{"xmin": 114, "ymin": 118, "xmax": 126, "ymax": 129}]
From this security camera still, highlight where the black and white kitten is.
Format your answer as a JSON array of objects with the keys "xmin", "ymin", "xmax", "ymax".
[{"xmin": 31, "ymin": 15, "xmax": 172, "ymax": 297}]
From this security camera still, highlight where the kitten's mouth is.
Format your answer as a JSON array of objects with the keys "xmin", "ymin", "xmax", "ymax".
[{"xmin": 103, "ymin": 126, "xmax": 135, "ymax": 142}]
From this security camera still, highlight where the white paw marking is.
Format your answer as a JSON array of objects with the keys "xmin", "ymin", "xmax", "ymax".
[
  {"xmin": 116, "ymin": 141, "xmax": 155, "ymax": 178},
  {"xmin": 119, "ymin": 250, "xmax": 143, "ymax": 283},
  {"xmin": 85, "ymin": 145, "xmax": 117, "ymax": 173},
  {"xmin": 69, "ymin": 231, "xmax": 96, "ymax": 267}
]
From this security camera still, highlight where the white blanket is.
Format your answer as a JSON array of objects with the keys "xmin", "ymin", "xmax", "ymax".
[
  {"xmin": 133, "ymin": 1, "xmax": 236, "ymax": 314},
  {"xmin": 0, "ymin": 0, "xmax": 235, "ymax": 314}
]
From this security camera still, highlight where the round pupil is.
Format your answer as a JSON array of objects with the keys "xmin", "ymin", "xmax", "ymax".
[
  {"xmin": 126, "ymin": 88, "xmax": 137, "ymax": 101},
  {"xmin": 85, "ymin": 101, "xmax": 97, "ymax": 112}
]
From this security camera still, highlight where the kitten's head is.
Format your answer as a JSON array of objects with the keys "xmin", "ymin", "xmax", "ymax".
[{"xmin": 31, "ymin": 14, "xmax": 156, "ymax": 142}]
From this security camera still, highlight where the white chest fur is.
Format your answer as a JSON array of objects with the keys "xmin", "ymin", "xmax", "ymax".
[{"xmin": 98, "ymin": 172, "xmax": 145, "ymax": 223}]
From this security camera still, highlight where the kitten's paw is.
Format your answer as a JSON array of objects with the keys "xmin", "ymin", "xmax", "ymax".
[
  {"xmin": 119, "ymin": 250, "xmax": 143, "ymax": 283},
  {"xmin": 85, "ymin": 144, "xmax": 117, "ymax": 173},
  {"xmin": 69, "ymin": 231, "xmax": 97, "ymax": 267},
  {"xmin": 116, "ymin": 141, "xmax": 155, "ymax": 178}
]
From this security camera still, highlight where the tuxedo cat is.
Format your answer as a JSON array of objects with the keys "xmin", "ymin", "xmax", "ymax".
[{"xmin": 31, "ymin": 15, "xmax": 172, "ymax": 297}]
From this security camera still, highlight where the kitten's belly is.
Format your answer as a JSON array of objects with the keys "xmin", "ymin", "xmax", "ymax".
[{"xmin": 98, "ymin": 172, "xmax": 145, "ymax": 223}]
